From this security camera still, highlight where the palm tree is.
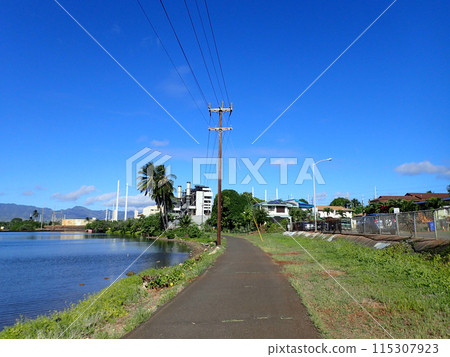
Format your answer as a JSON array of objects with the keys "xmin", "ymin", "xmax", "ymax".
[
  {"xmin": 138, "ymin": 163, "xmax": 176, "ymax": 230},
  {"xmin": 323, "ymin": 207, "xmax": 332, "ymax": 217},
  {"xmin": 351, "ymin": 198, "xmax": 360, "ymax": 209},
  {"xmin": 31, "ymin": 209, "xmax": 39, "ymax": 221}
]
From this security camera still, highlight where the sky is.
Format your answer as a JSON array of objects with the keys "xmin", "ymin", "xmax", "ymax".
[{"xmin": 0, "ymin": 0, "xmax": 449, "ymax": 212}]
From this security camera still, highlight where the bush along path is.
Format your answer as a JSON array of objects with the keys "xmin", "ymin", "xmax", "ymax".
[{"xmin": 0, "ymin": 239, "xmax": 224, "ymax": 339}]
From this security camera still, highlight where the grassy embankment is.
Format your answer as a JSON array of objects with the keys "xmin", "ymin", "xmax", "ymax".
[
  {"xmin": 0, "ymin": 235, "xmax": 224, "ymax": 339},
  {"xmin": 241, "ymin": 232, "xmax": 449, "ymax": 339}
]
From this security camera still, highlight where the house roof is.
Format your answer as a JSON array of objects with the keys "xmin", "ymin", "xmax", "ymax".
[
  {"xmin": 370, "ymin": 195, "xmax": 416, "ymax": 203},
  {"xmin": 405, "ymin": 193, "xmax": 449, "ymax": 200},
  {"xmin": 285, "ymin": 199, "xmax": 314, "ymax": 208},
  {"xmin": 317, "ymin": 205, "xmax": 353, "ymax": 211},
  {"xmin": 371, "ymin": 193, "xmax": 449, "ymax": 203}
]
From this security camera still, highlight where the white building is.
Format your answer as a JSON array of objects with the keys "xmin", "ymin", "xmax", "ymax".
[
  {"xmin": 142, "ymin": 205, "xmax": 161, "ymax": 216},
  {"xmin": 316, "ymin": 206, "xmax": 353, "ymax": 219},
  {"xmin": 173, "ymin": 182, "xmax": 213, "ymax": 225}
]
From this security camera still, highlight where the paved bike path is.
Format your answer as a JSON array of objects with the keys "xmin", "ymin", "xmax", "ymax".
[{"xmin": 124, "ymin": 235, "xmax": 319, "ymax": 339}]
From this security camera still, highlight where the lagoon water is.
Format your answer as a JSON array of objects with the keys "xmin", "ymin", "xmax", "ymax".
[{"xmin": 0, "ymin": 232, "xmax": 190, "ymax": 330}]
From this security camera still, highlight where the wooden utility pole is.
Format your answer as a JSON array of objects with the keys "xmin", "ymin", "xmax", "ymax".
[{"xmin": 209, "ymin": 102, "xmax": 232, "ymax": 245}]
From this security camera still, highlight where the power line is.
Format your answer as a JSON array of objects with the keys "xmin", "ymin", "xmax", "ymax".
[
  {"xmin": 184, "ymin": 0, "xmax": 219, "ymax": 106},
  {"xmin": 159, "ymin": 0, "xmax": 209, "ymax": 107},
  {"xmin": 136, "ymin": 0, "xmax": 208, "ymax": 124},
  {"xmin": 194, "ymin": 0, "xmax": 225, "ymax": 102},
  {"xmin": 53, "ymin": 0, "xmax": 199, "ymax": 144},
  {"xmin": 203, "ymin": 0, "xmax": 230, "ymax": 104}
]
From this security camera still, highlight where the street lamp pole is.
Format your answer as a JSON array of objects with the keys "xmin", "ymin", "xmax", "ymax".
[{"xmin": 313, "ymin": 158, "xmax": 332, "ymax": 232}]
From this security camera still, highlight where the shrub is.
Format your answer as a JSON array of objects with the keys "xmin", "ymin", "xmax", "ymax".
[{"xmin": 187, "ymin": 225, "xmax": 202, "ymax": 238}]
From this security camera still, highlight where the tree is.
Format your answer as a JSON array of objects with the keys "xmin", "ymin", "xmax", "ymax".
[
  {"xmin": 253, "ymin": 206, "xmax": 269, "ymax": 226},
  {"xmin": 329, "ymin": 197, "xmax": 351, "ymax": 208},
  {"xmin": 351, "ymin": 199, "xmax": 361, "ymax": 209},
  {"xmin": 424, "ymin": 197, "xmax": 444, "ymax": 210},
  {"xmin": 336, "ymin": 209, "xmax": 346, "ymax": 218},
  {"xmin": 31, "ymin": 210, "xmax": 39, "ymax": 221},
  {"xmin": 323, "ymin": 207, "xmax": 332, "ymax": 217},
  {"xmin": 138, "ymin": 163, "xmax": 176, "ymax": 230},
  {"xmin": 210, "ymin": 190, "xmax": 250, "ymax": 231},
  {"xmin": 179, "ymin": 214, "xmax": 192, "ymax": 229},
  {"xmin": 289, "ymin": 208, "xmax": 307, "ymax": 222}
]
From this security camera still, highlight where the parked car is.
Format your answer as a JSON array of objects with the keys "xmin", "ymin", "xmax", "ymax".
[{"xmin": 356, "ymin": 214, "xmax": 397, "ymax": 235}]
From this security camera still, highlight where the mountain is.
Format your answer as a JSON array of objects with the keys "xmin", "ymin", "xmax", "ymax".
[{"xmin": 0, "ymin": 203, "xmax": 134, "ymax": 222}]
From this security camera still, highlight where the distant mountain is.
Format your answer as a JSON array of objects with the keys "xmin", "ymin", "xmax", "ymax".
[{"xmin": 0, "ymin": 203, "xmax": 134, "ymax": 222}]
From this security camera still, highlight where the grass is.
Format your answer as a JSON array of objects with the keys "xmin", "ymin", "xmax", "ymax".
[
  {"xmin": 239, "ymin": 232, "xmax": 449, "ymax": 339},
  {"xmin": 0, "ymin": 237, "xmax": 225, "ymax": 339}
]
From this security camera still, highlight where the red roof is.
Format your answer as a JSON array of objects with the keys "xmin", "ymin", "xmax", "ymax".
[
  {"xmin": 371, "ymin": 193, "xmax": 449, "ymax": 203},
  {"xmin": 405, "ymin": 193, "xmax": 449, "ymax": 200}
]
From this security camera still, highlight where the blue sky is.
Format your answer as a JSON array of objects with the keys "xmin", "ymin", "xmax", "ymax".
[{"xmin": 0, "ymin": 0, "xmax": 449, "ymax": 212}]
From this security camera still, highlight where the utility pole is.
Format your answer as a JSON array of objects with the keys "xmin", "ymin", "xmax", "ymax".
[{"xmin": 209, "ymin": 102, "xmax": 232, "ymax": 245}]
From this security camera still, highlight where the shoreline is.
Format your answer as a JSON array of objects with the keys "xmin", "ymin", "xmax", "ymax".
[{"xmin": 0, "ymin": 237, "xmax": 224, "ymax": 338}]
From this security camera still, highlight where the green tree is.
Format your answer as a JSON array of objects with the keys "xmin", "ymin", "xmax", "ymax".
[
  {"xmin": 138, "ymin": 163, "xmax": 176, "ymax": 230},
  {"xmin": 289, "ymin": 207, "xmax": 307, "ymax": 222},
  {"xmin": 253, "ymin": 206, "xmax": 269, "ymax": 226},
  {"xmin": 323, "ymin": 207, "xmax": 332, "ymax": 217},
  {"xmin": 179, "ymin": 214, "xmax": 192, "ymax": 229},
  {"xmin": 350, "ymin": 198, "xmax": 361, "ymax": 209},
  {"xmin": 32, "ymin": 210, "xmax": 39, "ymax": 221},
  {"xmin": 210, "ymin": 190, "xmax": 249, "ymax": 231},
  {"xmin": 424, "ymin": 197, "xmax": 444, "ymax": 210},
  {"xmin": 329, "ymin": 197, "xmax": 351, "ymax": 208}
]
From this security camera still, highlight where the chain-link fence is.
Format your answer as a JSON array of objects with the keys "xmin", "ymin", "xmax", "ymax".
[{"xmin": 350, "ymin": 208, "xmax": 450, "ymax": 240}]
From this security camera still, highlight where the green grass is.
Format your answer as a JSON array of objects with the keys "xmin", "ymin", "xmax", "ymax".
[
  {"xmin": 240, "ymin": 232, "xmax": 449, "ymax": 339},
  {"xmin": 0, "ymin": 238, "xmax": 225, "ymax": 339}
]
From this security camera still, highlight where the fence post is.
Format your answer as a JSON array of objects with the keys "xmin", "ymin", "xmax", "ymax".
[
  {"xmin": 413, "ymin": 211, "xmax": 416, "ymax": 237},
  {"xmin": 396, "ymin": 213, "xmax": 399, "ymax": 236},
  {"xmin": 433, "ymin": 210, "xmax": 438, "ymax": 240}
]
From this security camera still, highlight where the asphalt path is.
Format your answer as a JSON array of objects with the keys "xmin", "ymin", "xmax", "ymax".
[{"xmin": 124, "ymin": 235, "xmax": 319, "ymax": 339}]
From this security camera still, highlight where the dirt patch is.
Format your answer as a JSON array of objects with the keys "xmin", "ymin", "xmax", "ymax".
[
  {"xmin": 277, "ymin": 260, "xmax": 309, "ymax": 266},
  {"xmin": 268, "ymin": 252, "xmax": 303, "ymax": 256},
  {"xmin": 361, "ymin": 298, "xmax": 386, "ymax": 310},
  {"xmin": 319, "ymin": 270, "xmax": 346, "ymax": 277}
]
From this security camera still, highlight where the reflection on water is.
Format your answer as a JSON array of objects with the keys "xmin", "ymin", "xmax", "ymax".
[{"xmin": 0, "ymin": 232, "xmax": 190, "ymax": 330}]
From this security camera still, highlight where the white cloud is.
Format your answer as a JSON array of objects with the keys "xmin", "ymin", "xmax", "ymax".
[
  {"xmin": 111, "ymin": 24, "xmax": 121, "ymax": 34},
  {"xmin": 151, "ymin": 139, "xmax": 169, "ymax": 147},
  {"xmin": 103, "ymin": 194, "xmax": 155, "ymax": 210},
  {"xmin": 395, "ymin": 161, "xmax": 450, "ymax": 179},
  {"xmin": 84, "ymin": 192, "xmax": 116, "ymax": 206},
  {"xmin": 52, "ymin": 185, "xmax": 96, "ymax": 202},
  {"xmin": 334, "ymin": 192, "xmax": 349, "ymax": 198},
  {"xmin": 316, "ymin": 192, "xmax": 328, "ymax": 202}
]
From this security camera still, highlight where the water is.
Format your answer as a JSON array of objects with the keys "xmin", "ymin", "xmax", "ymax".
[{"xmin": 0, "ymin": 232, "xmax": 190, "ymax": 330}]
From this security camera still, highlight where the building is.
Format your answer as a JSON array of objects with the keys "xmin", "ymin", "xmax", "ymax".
[
  {"xmin": 173, "ymin": 182, "xmax": 213, "ymax": 225},
  {"xmin": 316, "ymin": 206, "xmax": 353, "ymax": 219},
  {"xmin": 370, "ymin": 192, "xmax": 449, "ymax": 204},
  {"xmin": 256, "ymin": 200, "xmax": 296, "ymax": 219},
  {"xmin": 142, "ymin": 205, "xmax": 161, "ymax": 216},
  {"xmin": 284, "ymin": 199, "xmax": 314, "ymax": 210},
  {"xmin": 61, "ymin": 218, "xmax": 90, "ymax": 226}
]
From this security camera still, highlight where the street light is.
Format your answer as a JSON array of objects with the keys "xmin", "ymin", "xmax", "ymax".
[{"xmin": 313, "ymin": 158, "xmax": 332, "ymax": 232}]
